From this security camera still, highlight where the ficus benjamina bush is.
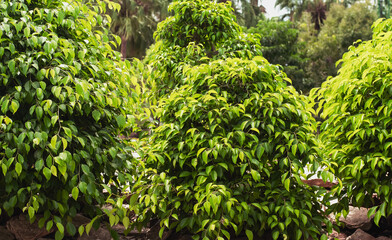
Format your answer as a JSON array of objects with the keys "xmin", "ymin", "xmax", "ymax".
[
  {"xmin": 315, "ymin": 18, "xmax": 392, "ymax": 225},
  {"xmin": 134, "ymin": 58, "xmax": 332, "ymax": 240},
  {"xmin": 132, "ymin": 0, "xmax": 331, "ymax": 239},
  {"xmin": 0, "ymin": 0, "xmax": 139, "ymax": 239},
  {"xmin": 142, "ymin": 0, "xmax": 263, "ymax": 100}
]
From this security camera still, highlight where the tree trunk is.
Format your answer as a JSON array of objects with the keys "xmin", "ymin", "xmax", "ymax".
[
  {"xmin": 290, "ymin": 10, "xmax": 294, "ymax": 22},
  {"xmin": 121, "ymin": 35, "xmax": 127, "ymax": 60}
]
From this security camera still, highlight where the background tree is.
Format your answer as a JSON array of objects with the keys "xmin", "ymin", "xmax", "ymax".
[
  {"xmin": 275, "ymin": 0, "xmax": 311, "ymax": 21},
  {"xmin": 324, "ymin": 0, "xmax": 361, "ymax": 8},
  {"xmin": 110, "ymin": 0, "xmax": 171, "ymax": 59},
  {"xmin": 247, "ymin": 19, "xmax": 309, "ymax": 92},
  {"xmin": 377, "ymin": 0, "xmax": 391, "ymax": 18},
  {"xmin": 298, "ymin": 1, "xmax": 377, "ymax": 88},
  {"xmin": 308, "ymin": 0, "xmax": 327, "ymax": 30},
  {"xmin": 231, "ymin": 0, "xmax": 265, "ymax": 28}
]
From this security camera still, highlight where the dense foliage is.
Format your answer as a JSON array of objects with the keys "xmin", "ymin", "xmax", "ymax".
[
  {"xmin": 0, "ymin": 0, "xmax": 137, "ymax": 238},
  {"xmin": 143, "ymin": 0, "xmax": 262, "ymax": 99},
  {"xmin": 298, "ymin": 2, "xmax": 377, "ymax": 88},
  {"xmin": 132, "ymin": 1, "xmax": 331, "ymax": 239},
  {"xmin": 247, "ymin": 20, "xmax": 308, "ymax": 92},
  {"xmin": 315, "ymin": 18, "xmax": 392, "ymax": 225},
  {"xmin": 107, "ymin": 0, "xmax": 264, "ymax": 59}
]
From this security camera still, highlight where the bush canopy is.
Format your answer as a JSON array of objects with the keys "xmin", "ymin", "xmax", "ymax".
[
  {"xmin": 132, "ymin": 1, "xmax": 331, "ymax": 239},
  {"xmin": 0, "ymin": 0, "xmax": 138, "ymax": 238}
]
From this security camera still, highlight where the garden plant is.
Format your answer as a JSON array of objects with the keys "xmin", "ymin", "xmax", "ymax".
[
  {"xmin": 0, "ymin": 0, "xmax": 139, "ymax": 239},
  {"xmin": 315, "ymin": 18, "xmax": 392, "ymax": 225},
  {"xmin": 131, "ymin": 0, "xmax": 332, "ymax": 239}
]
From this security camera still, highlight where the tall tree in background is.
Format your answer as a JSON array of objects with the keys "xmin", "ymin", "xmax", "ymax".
[
  {"xmin": 247, "ymin": 20, "xmax": 308, "ymax": 91},
  {"xmin": 275, "ymin": 0, "xmax": 326, "ymax": 30},
  {"xmin": 275, "ymin": 0, "xmax": 361, "ymax": 21},
  {"xmin": 225, "ymin": 0, "xmax": 265, "ymax": 27},
  {"xmin": 275, "ymin": 0, "xmax": 311, "ymax": 21},
  {"xmin": 298, "ymin": 1, "xmax": 377, "ymax": 88},
  {"xmin": 324, "ymin": 0, "xmax": 360, "ymax": 8},
  {"xmin": 110, "ymin": 0, "xmax": 170, "ymax": 59},
  {"xmin": 308, "ymin": 0, "xmax": 326, "ymax": 30},
  {"xmin": 377, "ymin": 0, "xmax": 391, "ymax": 18}
]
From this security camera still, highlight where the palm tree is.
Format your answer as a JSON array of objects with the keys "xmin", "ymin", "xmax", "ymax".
[
  {"xmin": 275, "ymin": 0, "xmax": 311, "ymax": 21},
  {"xmin": 275, "ymin": 0, "xmax": 297, "ymax": 16},
  {"xmin": 110, "ymin": 0, "xmax": 170, "ymax": 59},
  {"xmin": 276, "ymin": 0, "xmax": 328, "ymax": 30},
  {"xmin": 227, "ymin": 0, "xmax": 265, "ymax": 27},
  {"xmin": 308, "ymin": 0, "xmax": 326, "ymax": 30}
]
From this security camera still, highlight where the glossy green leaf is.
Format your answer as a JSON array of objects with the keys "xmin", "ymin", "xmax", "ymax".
[
  {"xmin": 71, "ymin": 187, "xmax": 79, "ymax": 201},
  {"xmin": 43, "ymin": 167, "xmax": 51, "ymax": 181},
  {"xmin": 245, "ymin": 229, "xmax": 253, "ymax": 240},
  {"xmin": 92, "ymin": 110, "xmax": 101, "ymax": 122},
  {"xmin": 116, "ymin": 115, "xmax": 126, "ymax": 128},
  {"xmin": 8, "ymin": 60, "xmax": 15, "ymax": 74},
  {"xmin": 35, "ymin": 160, "xmax": 44, "ymax": 171},
  {"xmin": 66, "ymin": 222, "xmax": 76, "ymax": 236},
  {"xmin": 15, "ymin": 162, "xmax": 22, "ymax": 176}
]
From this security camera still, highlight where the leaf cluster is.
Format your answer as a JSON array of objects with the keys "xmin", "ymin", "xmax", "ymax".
[
  {"xmin": 155, "ymin": 0, "xmax": 239, "ymax": 50},
  {"xmin": 314, "ymin": 17, "xmax": 392, "ymax": 226},
  {"xmin": 133, "ymin": 1, "xmax": 331, "ymax": 239},
  {"xmin": 0, "ymin": 0, "xmax": 138, "ymax": 238},
  {"xmin": 247, "ymin": 19, "xmax": 308, "ymax": 92},
  {"xmin": 144, "ymin": 0, "xmax": 262, "ymax": 99}
]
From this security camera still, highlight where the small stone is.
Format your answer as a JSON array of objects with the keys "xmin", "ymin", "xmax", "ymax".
[
  {"xmin": 6, "ymin": 214, "xmax": 53, "ymax": 240},
  {"xmin": 346, "ymin": 229, "xmax": 375, "ymax": 240},
  {"xmin": 339, "ymin": 206, "xmax": 374, "ymax": 231},
  {"xmin": 328, "ymin": 229, "xmax": 348, "ymax": 240},
  {"xmin": 71, "ymin": 214, "xmax": 91, "ymax": 228}
]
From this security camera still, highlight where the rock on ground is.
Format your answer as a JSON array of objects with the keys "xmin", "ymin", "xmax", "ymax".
[
  {"xmin": 77, "ymin": 227, "xmax": 112, "ymax": 240},
  {"xmin": 339, "ymin": 206, "xmax": 374, "ymax": 231},
  {"xmin": 346, "ymin": 229, "xmax": 375, "ymax": 240},
  {"xmin": 6, "ymin": 214, "xmax": 53, "ymax": 240},
  {"xmin": 328, "ymin": 229, "xmax": 348, "ymax": 240},
  {"xmin": 0, "ymin": 225, "xmax": 15, "ymax": 240}
]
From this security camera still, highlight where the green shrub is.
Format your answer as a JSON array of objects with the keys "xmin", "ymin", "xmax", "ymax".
[
  {"xmin": 0, "ymin": 0, "xmax": 137, "ymax": 238},
  {"xmin": 247, "ymin": 20, "xmax": 308, "ymax": 92},
  {"xmin": 315, "ymin": 18, "xmax": 392, "ymax": 224},
  {"xmin": 132, "ymin": 1, "xmax": 331, "ymax": 239},
  {"xmin": 142, "ymin": 0, "xmax": 262, "ymax": 99}
]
